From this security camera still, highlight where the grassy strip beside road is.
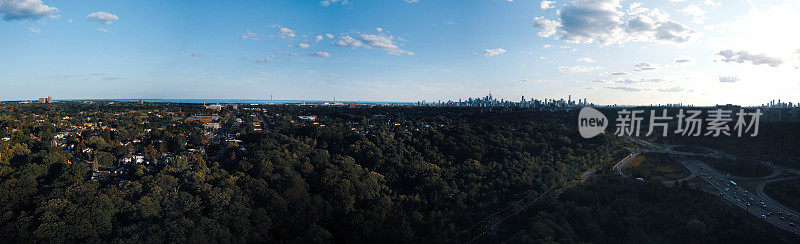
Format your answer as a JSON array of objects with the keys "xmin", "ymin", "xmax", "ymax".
[
  {"xmin": 765, "ymin": 178, "xmax": 800, "ymax": 211},
  {"xmin": 672, "ymin": 145, "xmax": 709, "ymax": 154},
  {"xmin": 623, "ymin": 153, "xmax": 691, "ymax": 182},
  {"xmin": 701, "ymin": 157, "xmax": 772, "ymax": 178}
]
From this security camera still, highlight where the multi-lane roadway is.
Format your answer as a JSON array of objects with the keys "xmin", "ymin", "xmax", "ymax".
[
  {"xmin": 682, "ymin": 160, "xmax": 800, "ymax": 234},
  {"xmin": 621, "ymin": 138, "xmax": 800, "ymax": 235},
  {"xmin": 613, "ymin": 151, "xmax": 640, "ymax": 179}
]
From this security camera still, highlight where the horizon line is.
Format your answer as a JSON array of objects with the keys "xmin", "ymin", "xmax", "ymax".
[{"xmin": 0, "ymin": 98, "xmax": 793, "ymax": 108}]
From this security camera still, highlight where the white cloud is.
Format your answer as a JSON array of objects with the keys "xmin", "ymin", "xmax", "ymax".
[
  {"xmin": 310, "ymin": 52, "xmax": 332, "ymax": 58},
  {"xmin": 520, "ymin": 78, "xmax": 548, "ymax": 83},
  {"xmin": 557, "ymin": 0, "xmax": 624, "ymax": 44},
  {"xmin": 298, "ymin": 43, "xmax": 310, "ymax": 48},
  {"xmin": 633, "ymin": 62, "xmax": 657, "ymax": 71},
  {"xmin": 534, "ymin": 1, "xmax": 697, "ymax": 45},
  {"xmin": 609, "ymin": 71, "xmax": 629, "ymax": 76},
  {"xmin": 276, "ymin": 51, "xmax": 299, "ymax": 56},
  {"xmin": 606, "ymin": 86, "xmax": 643, "ymax": 92},
  {"xmin": 315, "ymin": 35, "xmax": 323, "ymax": 42},
  {"xmin": 241, "ymin": 30, "xmax": 259, "ymax": 40},
  {"xmin": 254, "ymin": 58, "xmax": 274, "ymax": 64},
  {"xmin": 97, "ymin": 27, "xmax": 110, "ymax": 33},
  {"xmin": 191, "ymin": 52, "xmax": 204, "ymax": 57},
  {"xmin": 702, "ymin": 0, "xmax": 721, "ymax": 8},
  {"xmin": 540, "ymin": 0, "xmax": 555, "ymax": 10},
  {"xmin": 532, "ymin": 17, "xmax": 559, "ymax": 37},
  {"xmin": 483, "ymin": 48, "xmax": 507, "ymax": 56},
  {"xmin": 577, "ymin": 57, "xmax": 596, "ymax": 63},
  {"xmin": 321, "ymin": 0, "xmax": 347, "ymax": 7},
  {"xmin": 360, "ymin": 34, "xmax": 414, "ymax": 55},
  {"xmin": 28, "ymin": 27, "xmax": 39, "ymax": 33},
  {"xmin": 325, "ymin": 33, "xmax": 334, "ymax": 39},
  {"xmin": 0, "ymin": 0, "xmax": 58, "ymax": 21},
  {"xmin": 715, "ymin": 50, "xmax": 783, "ymax": 67},
  {"xmin": 542, "ymin": 44, "xmax": 552, "ymax": 48},
  {"xmin": 279, "ymin": 27, "xmax": 296, "ymax": 39},
  {"xmin": 721, "ymin": 3, "xmax": 800, "ymax": 64},
  {"xmin": 616, "ymin": 78, "xmax": 665, "ymax": 83},
  {"xmin": 559, "ymin": 65, "xmax": 602, "ymax": 72},
  {"xmin": 658, "ymin": 87, "xmax": 685, "ymax": 92},
  {"xmin": 653, "ymin": 21, "xmax": 695, "ymax": 43},
  {"xmin": 86, "ymin": 11, "xmax": 118, "ymax": 25},
  {"xmin": 679, "ymin": 5, "xmax": 706, "ymax": 24},
  {"xmin": 625, "ymin": 7, "xmax": 696, "ymax": 44},
  {"xmin": 719, "ymin": 75, "xmax": 739, "ymax": 83},
  {"xmin": 675, "ymin": 56, "xmax": 694, "ymax": 64},
  {"xmin": 376, "ymin": 27, "xmax": 383, "ymax": 32},
  {"xmin": 334, "ymin": 33, "xmax": 414, "ymax": 56},
  {"xmin": 404, "ymin": 0, "xmax": 419, "ymax": 3},
  {"xmin": 334, "ymin": 35, "xmax": 364, "ymax": 48}
]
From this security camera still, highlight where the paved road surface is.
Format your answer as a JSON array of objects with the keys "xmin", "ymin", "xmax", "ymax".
[
  {"xmin": 682, "ymin": 160, "xmax": 800, "ymax": 234},
  {"xmin": 661, "ymin": 169, "xmax": 696, "ymax": 187},
  {"xmin": 624, "ymin": 137, "xmax": 800, "ymax": 235},
  {"xmin": 581, "ymin": 170, "xmax": 596, "ymax": 183},
  {"xmin": 613, "ymin": 151, "xmax": 640, "ymax": 179}
]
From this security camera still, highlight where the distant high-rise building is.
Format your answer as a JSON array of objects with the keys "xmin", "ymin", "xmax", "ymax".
[
  {"xmin": 205, "ymin": 104, "xmax": 223, "ymax": 111},
  {"xmin": 38, "ymin": 96, "xmax": 53, "ymax": 104}
]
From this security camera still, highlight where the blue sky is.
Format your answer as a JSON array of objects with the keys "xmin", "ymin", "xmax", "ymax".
[{"xmin": 1, "ymin": 0, "xmax": 799, "ymax": 105}]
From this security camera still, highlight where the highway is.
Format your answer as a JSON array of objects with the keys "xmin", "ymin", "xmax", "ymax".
[
  {"xmin": 613, "ymin": 151, "xmax": 640, "ymax": 179},
  {"xmin": 623, "ymin": 137, "xmax": 800, "ymax": 235},
  {"xmin": 756, "ymin": 176, "xmax": 800, "ymax": 219},
  {"xmin": 580, "ymin": 170, "xmax": 595, "ymax": 183},
  {"xmin": 682, "ymin": 160, "xmax": 800, "ymax": 234}
]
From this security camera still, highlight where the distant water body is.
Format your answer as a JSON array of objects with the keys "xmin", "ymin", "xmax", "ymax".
[{"xmin": 79, "ymin": 99, "xmax": 411, "ymax": 105}]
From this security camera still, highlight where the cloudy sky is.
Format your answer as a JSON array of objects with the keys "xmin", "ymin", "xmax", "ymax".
[{"xmin": 1, "ymin": 0, "xmax": 799, "ymax": 105}]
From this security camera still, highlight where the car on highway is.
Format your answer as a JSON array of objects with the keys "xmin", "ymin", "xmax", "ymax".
[{"xmin": 762, "ymin": 215, "xmax": 767, "ymax": 219}]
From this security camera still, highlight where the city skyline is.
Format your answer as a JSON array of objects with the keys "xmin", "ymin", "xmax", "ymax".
[
  {"xmin": 1, "ymin": 0, "xmax": 799, "ymax": 105},
  {"xmin": 8, "ymin": 94, "xmax": 800, "ymax": 109}
]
